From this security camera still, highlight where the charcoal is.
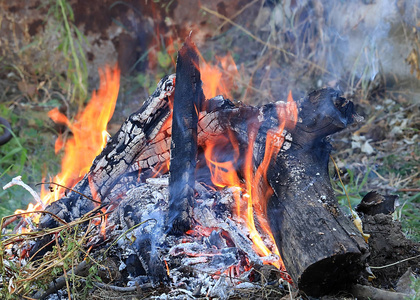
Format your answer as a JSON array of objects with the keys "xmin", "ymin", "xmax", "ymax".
[{"xmin": 167, "ymin": 35, "xmax": 204, "ymax": 235}]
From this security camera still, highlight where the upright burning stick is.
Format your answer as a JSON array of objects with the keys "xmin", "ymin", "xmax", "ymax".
[{"xmin": 167, "ymin": 35, "xmax": 204, "ymax": 235}]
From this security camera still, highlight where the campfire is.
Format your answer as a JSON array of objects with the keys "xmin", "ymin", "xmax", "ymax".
[{"xmin": 1, "ymin": 36, "xmax": 376, "ymax": 299}]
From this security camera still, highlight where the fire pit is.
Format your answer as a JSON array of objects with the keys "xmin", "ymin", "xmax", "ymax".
[{"xmin": 2, "ymin": 37, "xmax": 408, "ymax": 299}]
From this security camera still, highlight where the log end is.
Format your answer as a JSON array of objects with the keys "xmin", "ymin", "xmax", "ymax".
[{"xmin": 298, "ymin": 251, "xmax": 364, "ymax": 297}]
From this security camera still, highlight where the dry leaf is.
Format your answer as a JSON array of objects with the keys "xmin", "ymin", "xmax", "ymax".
[
  {"xmin": 352, "ymin": 210, "xmax": 370, "ymax": 243},
  {"xmin": 406, "ymin": 48, "xmax": 420, "ymax": 80}
]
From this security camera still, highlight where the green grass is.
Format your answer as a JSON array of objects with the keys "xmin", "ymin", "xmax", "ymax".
[
  {"xmin": 0, "ymin": 103, "xmax": 60, "ymax": 218},
  {"xmin": 46, "ymin": 0, "xmax": 89, "ymax": 108},
  {"xmin": 408, "ymin": 275, "xmax": 420, "ymax": 300},
  {"xmin": 396, "ymin": 193, "xmax": 420, "ymax": 242},
  {"xmin": 332, "ymin": 167, "xmax": 371, "ymax": 215},
  {"xmin": 331, "ymin": 161, "xmax": 420, "ymax": 242},
  {"xmin": 0, "ymin": 0, "xmax": 91, "ymax": 218},
  {"xmin": 0, "ymin": 105, "xmax": 28, "ymax": 216},
  {"xmin": 379, "ymin": 153, "xmax": 419, "ymax": 178}
]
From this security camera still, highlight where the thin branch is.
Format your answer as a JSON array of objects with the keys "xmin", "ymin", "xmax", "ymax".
[
  {"xmin": 33, "ymin": 261, "xmax": 90, "ymax": 299},
  {"xmin": 37, "ymin": 182, "xmax": 100, "ymax": 204},
  {"xmin": 370, "ymin": 254, "xmax": 420, "ymax": 269},
  {"xmin": 3, "ymin": 176, "xmax": 44, "ymax": 209},
  {"xmin": 54, "ymin": 233, "xmax": 72, "ymax": 300},
  {"xmin": 216, "ymin": 0, "xmax": 260, "ymax": 32}
]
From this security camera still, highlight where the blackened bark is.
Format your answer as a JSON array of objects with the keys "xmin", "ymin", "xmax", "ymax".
[
  {"xmin": 356, "ymin": 191, "xmax": 397, "ymax": 215},
  {"xmin": 31, "ymin": 75, "xmax": 175, "ymax": 258},
  {"xmin": 266, "ymin": 89, "xmax": 369, "ymax": 296},
  {"xmin": 32, "ymin": 63, "xmax": 369, "ymax": 295},
  {"xmin": 167, "ymin": 36, "xmax": 204, "ymax": 235}
]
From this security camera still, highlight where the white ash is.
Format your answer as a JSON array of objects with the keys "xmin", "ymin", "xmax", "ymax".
[{"xmin": 101, "ymin": 176, "xmax": 285, "ymax": 299}]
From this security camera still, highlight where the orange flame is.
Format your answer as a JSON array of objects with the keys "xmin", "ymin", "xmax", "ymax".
[
  {"xmin": 201, "ymin": 54, "xmax": 238, "ymax": 99},
  {"xmin": 164, "ymin": 260, "xmax": 170, "ymax": 276},
  {"xmin": 13, "ymin": 35, "xmax": 294, "ymax": 276},
  {"xmin": 17, "ymin": 65, "xmax": 120, "ymax": 221},
  {"xmin": 204, "ymin": 83, "xmax": 298, "ymax": 271},
  {"xmin": 100, "ymin": 213, "xmax": 108, "ymax": 237},
  {"xmin": 242, "ymin": 92, "xmax": 297, "ymax": 269},
  {"xmin": 204, "ymin": 132, "xmax": 242, "ymax": 216}
]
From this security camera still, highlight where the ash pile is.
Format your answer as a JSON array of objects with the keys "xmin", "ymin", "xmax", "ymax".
[
  {"xmin": 2, "ymin": 175, "xmax": 290, "ymax": 300},
  {"xmin": 97, "ymin": 176, "xmax": 288, "ymax": 299}
]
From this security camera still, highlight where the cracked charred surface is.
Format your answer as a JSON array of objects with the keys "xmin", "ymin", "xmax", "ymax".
[
  {"xmin": 34, "ymin": 74, "xmax": 368, "ymax": 296},
  {"xmin": 36, "ymin": 87, "xmax": 258, "ymax": 233},
  {"xmin": 32, "ymin": 75, "xmax": 234, "ymax": 259},
  {"xmin": 32, "ymin": 75, "xmax": 176, "ymax": 255}
]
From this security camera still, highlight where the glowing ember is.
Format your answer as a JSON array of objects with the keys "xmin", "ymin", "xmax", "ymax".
[{"xmin": 16, "ymin": 65, "xmax": 120, "ymax": 220}]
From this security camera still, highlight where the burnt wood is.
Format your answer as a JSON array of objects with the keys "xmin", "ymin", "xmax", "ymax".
[
  {"xmin": 32, "ymin": 42, "xmax": 370, "ymax": 296},
  {"xmin": 31, "ymin": 75, "xmax": 176, "ymax": 258},
  {"xmin": 265, "ymin": 89, "xmax": 369, "ymax": 296},
  {"xmin": 356, "ymin": 191, "xmax": 397, "ymax": 215},
  {"xmin": 167, "ymin": 36, "xmax": 204, "ymax": 235}
]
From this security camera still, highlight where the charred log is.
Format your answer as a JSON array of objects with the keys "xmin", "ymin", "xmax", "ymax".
[
  {"xmin": 356, "ymin": 191, "xmax": 398, "ymax": 216},
  {"xmin": 167, "ymin": 36, "xmax": 204, "ymax": 235},
  {"xmin": 31, "ymin": 75, "xmax": 175, "ymax": 258},
  {"xmin": 265, "ymin": 89, "xmax": 369, "ymax": 296},
  {"xmin": 38, "ymin": 75, "xmax": 174, "ymax": 227}
]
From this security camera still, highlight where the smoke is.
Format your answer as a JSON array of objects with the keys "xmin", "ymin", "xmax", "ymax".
[
  {"xmin": 246, "ymin": 0, "xmax": 420, "ymax": 101},
  {"xmin": 325, "ymin": 1, "xmax": 396, "ymax": 81}
]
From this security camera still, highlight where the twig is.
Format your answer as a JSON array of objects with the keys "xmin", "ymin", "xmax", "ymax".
[
  {"xmin": 3, "ymin": 176, "xmax": 44, "ymax": 209},
  {"xmin": 398, "ymin": 188, "xmax": 420, "ymax": 192},
  {"xmin": 0, "ymin": 210, "xmax": 67, "ymax": 245},
  {"xmin": 371, "ymin": 169, "xmax": 388, "ymax": 182},
  {"xmin": 93, "ymin": 283, "xmax": 136, "ymax": 292},
  {"xmin": 90, "ymin": 280, "xmax": 153, "ymax": 292},
  {"xmin": 54, "ymin": 233, "xmax": 71, "ymax": 300},
  {"xmin": 370, "ymin": 254, "xmax": 420, "ymax": 269},
  {"xmin": 32, "ymin": 261, "xmax": 90, "ymax": 299},
  {"xmin": 287, "ymin": 281, "xmax": 293, "ymax": 300},
  {"xmin": 17, "ymin": 246, "xmax": 76, "ymax": 283},
  {"xmin": 37, "ymin": 181, "xmax": 100, "ymax": 204},
  {"xmin": 216, "ymin": 0, "xmax": 260, "ymax": 32},
  {"xmin": 350, "ymin": 284, "xmax": 410, "ymax": 300},
  {"xmin": 373, "ymin": 102, "xmax": 420, "ymax": 124}
]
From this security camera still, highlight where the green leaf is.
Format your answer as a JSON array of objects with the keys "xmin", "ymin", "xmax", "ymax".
[{"xmin": 157, "ymin": 51, "xmax": 172, "ymax": 69}]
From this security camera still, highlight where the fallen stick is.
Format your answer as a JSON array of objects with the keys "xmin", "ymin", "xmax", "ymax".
[
  {"xmin": 350, "ymin": 284, "xmax": 410, "ymax": 300},
  {"xmin": 90, "ymin": 280, "xmax": 153, "ymax": 292},
  {"xmin": 33, "ymin": 261, "xmax": 90, "ymax": 299}
]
